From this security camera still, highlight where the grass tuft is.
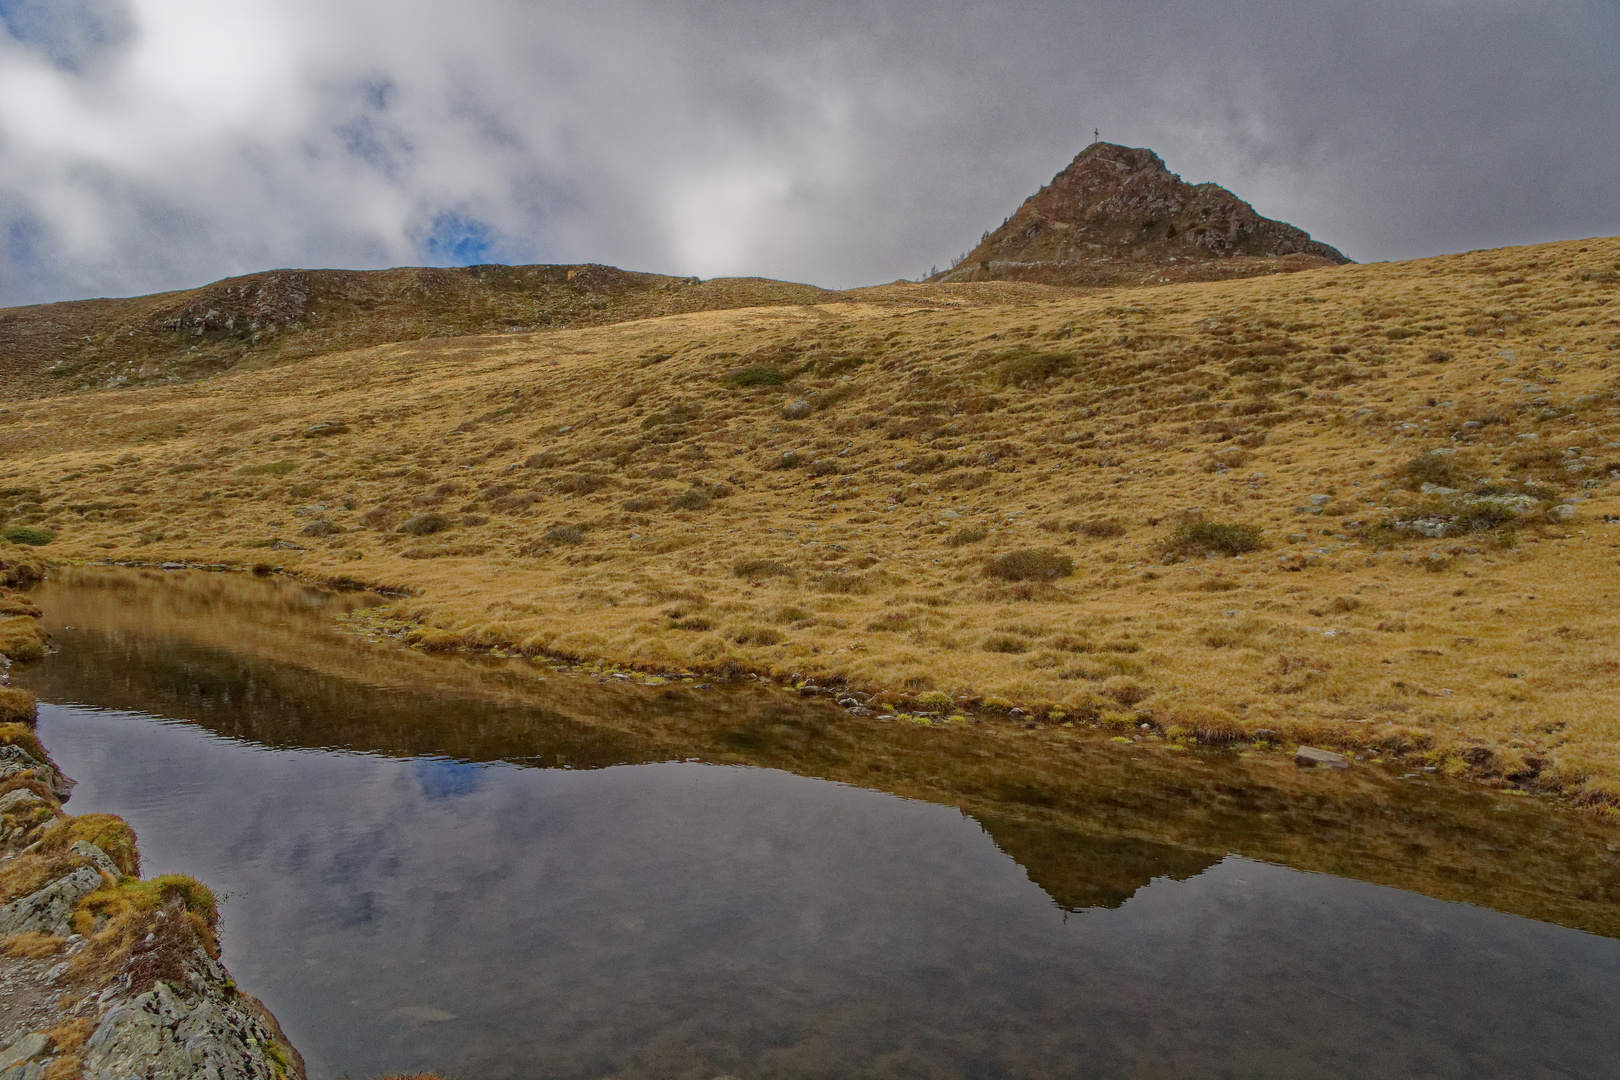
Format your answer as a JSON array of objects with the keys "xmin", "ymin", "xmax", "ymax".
[{"xmin": 986, "ymin": 549, "xmax": 1074, "ymax": 581}]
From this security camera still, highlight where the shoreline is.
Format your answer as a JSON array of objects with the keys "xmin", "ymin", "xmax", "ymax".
[
  {"xmin": 1, "ymin": 558, "xmax": 307, "ymax": 1080},
  {"xmin": 67, "ymin": 553, "xmax": 1620, "ymax": 822}
]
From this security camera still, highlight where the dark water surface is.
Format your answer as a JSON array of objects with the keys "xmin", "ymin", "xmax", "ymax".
[{"xmin": 17, "ymin": 569, "xmax": 1620, "ymax": 1080}]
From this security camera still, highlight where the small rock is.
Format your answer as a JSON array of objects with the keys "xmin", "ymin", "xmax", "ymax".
[
  {"xmin": 1307, "ymin": 493, "xmax": 1332, "ymax": 506},
  {"xmin": 783, "ymin": 399, "xmax": 813, "ymax": 420},
  {"xmin": 1551, "ymin": 504, "xmax": 1577, "ymax": 523},
  {"xmin": 303, "ymin": 421, "xmax": 350, "ymax": 437},
  {"xmin": 1295, "ymin": 745, "xmax": 1350, "ymax": 769}
]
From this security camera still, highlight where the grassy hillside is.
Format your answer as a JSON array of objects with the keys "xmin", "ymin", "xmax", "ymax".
[
  {"xmin": 3, "ymin": 236, "xmax": 1620, "ymax": 808},
  {"xmin": 0, "ymin": 263, "xmax": 837, "ymax": 400}
]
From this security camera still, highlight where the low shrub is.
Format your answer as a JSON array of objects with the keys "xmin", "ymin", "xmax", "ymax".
[
  {"xmin": 555, "ymin": 473, "xmax": 612, "ymax": 496},
  {"xmin": 397, "ymin": 514, "xmax": 451, "ymax": 536},
  {"xmin": 734, "ymin": 558, "xmax": 796, "ymax": 580},
  {"xmin": 1070, "ymin": 518, "xmax": 1125, "ymax": 538},
  {"xmin": 943, "ymin": 526, "xmax": 988, "ymax": 548},
  {"xmin": 986, "ymin": 549, "xmax": 1074, "ymax": 581},
  {"xmin": 1164, "ymin": 520, "xmax": 1263, "ymax": 557},
  {"xmin": 543, "ymin": 524, "xmax": 585, "ymax": 545},
  {"xmin": 732, "ymin": 626, "xmax": 782, "ymax": 646},
  {"xmin": 669, "ymin": 489, "xmax": 712, "ymax": 511},
  {"xmin": 298, "ymin": 520, "xmax": 343, "ymax": 537},
  {"xmin": 621, "ymin": 497, "xmax": 659, "ymax": 512},
  {"xmin": 360, "ymin": 506, "xmax": 394, "ymax": 529},
  {"xmin": 982, "ymin": 635, "xmax": 1027, "ymax": 654},
  {"xmin": 1399, "ymin": 449, "xmax": 1469, "ymax": 491},
  {"xmin": 727, "ymin": 367, "xmax": 787, "ymax": 387}
]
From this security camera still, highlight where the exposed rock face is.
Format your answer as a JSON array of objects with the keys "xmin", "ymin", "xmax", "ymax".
[
  {"xmin": 82, "ymin": 953, "xmax": 296, "ymax": 1080},
  {"xmin": 931, "ymin": 143, "xmax": 1350, "ymax": 287}
]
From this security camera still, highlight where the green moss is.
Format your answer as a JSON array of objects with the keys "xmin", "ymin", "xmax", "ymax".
[{"xmin": 1, "ymin": 526, "xmax": 55, "ymax": 546}]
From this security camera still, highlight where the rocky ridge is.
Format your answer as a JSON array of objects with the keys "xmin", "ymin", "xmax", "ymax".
[
  {"xmin": 0, "ymin": 264, "xmax": 838, "ymax": 401},
  {"xmin": 0, "ymin": 568, "xmax": 305, "ymax": 1080},
  {"xmin": 930, "ymin": 142, "xmax": 1350, "ymax": 287}
]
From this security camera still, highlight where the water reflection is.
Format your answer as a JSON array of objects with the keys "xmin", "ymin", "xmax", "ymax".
[
  {"xmin": 38, "ymin": 706, "xmax": 1620, "ymax": 1080},
  {"xmin": 14, "ymin": 568, "xmax": 1620, "ymax": 1078}
]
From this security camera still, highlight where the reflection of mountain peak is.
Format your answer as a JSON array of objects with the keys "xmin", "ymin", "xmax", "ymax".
[{"xmin": 974, "ymin": 813, "xmax": 1219, "ymax": 912}]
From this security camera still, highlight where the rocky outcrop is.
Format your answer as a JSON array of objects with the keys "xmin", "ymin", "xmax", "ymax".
[
  {"xmin": 81, "ymin": 954, "xmax": 297, "ymax": 1080},
  {"xmin": 1, "ymin": 713, "xmax": 305, "ymax": 1080},
  {"xmin": 931, "ymin": 142, "xmax": 1350, "ymax": 287}
]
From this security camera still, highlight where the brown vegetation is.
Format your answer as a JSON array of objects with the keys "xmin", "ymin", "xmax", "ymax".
[{"xmin": 3, "ymin": 235, "xmax": 1620, "ymax": 805}]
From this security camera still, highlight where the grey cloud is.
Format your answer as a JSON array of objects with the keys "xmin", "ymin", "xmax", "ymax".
[{"xmin": 0, "ymin": 0, "xmax": 1616, "ymax": 308}]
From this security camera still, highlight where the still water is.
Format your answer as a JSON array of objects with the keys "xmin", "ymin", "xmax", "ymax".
[{"xmin": 17, "ymin": 569, "xmax": 1620, "ymax": 1079}]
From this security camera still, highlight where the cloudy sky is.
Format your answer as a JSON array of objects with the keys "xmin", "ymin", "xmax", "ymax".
[{"xmin": 1, "ymin": 0, "xmax": 1616, "ymax": 306}]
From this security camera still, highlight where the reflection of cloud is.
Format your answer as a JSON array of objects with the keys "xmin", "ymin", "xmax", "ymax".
[
  {"xmin": 1, "ymin": 1, "xmax": 1616, "ymax": 305},
  {"xmin": 33, "ymin": 703, "xmax": 1620, "ymax": 1080}
]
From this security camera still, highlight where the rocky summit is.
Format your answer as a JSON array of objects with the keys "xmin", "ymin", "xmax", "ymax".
[{"xmin": 930, "ymin": 142, "xmax": 1350, "ymax": 287}]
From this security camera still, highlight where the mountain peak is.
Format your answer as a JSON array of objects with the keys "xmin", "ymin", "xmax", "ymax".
[{"xmin": 930, "ymin": 142, "xmax": 1350, "ymax": 287}]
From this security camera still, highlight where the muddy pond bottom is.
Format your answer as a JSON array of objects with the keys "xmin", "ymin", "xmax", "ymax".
[{"xmin": 16, "ymin": 571, "xmax": 1620, "ymax": 1079}]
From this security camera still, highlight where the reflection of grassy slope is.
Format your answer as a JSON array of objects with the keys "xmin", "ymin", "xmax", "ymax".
[
  {"xmin": 19, "ymin": 569, "xmax": 1620, "ymax": 938},
  {"xmin": 6, "ymin": 238, "xmax": 1620, "ymax": 806}
]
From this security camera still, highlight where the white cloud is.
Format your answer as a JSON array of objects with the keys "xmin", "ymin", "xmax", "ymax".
[{"xmin": 1, "ymin": 0, "xmax": 1617, "ymax": 305}]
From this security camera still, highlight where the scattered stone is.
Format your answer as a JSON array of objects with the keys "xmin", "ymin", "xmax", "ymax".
[
  {"xmin": 1295, "ymin": 745, "xmax": 1350, "ymax": 769},
  {"xmin": 1307, "ymin": 493, "xmax": 1332, "ymax": 505},
  {"xmin": 782, "ymin": 399, "xmax": 813, "ymax": 420}
]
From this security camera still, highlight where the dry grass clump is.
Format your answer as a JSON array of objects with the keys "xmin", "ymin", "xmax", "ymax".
[
  {"xmin": 734, "ymin": 558, "xmax": 796, "ymax": 580},
  {"xmin": 987, "ymin": 549, "xmax": 1074, "ymax": 581},
  {"xmin": 72, "ymin": 874, "xmax": 221, "ymax": 993},
  {"xmin": 0, "ymin": 721, "xmax": 49, "ymax": 762},
  {"xmin": 0, "ymin": 614, "xmax": 46, "ymax": 661},
  {"xmin": 0, "ymin": 548, "xmax": 47, "ymax": 586},
  {"xmin": 398, "ymin": 513, "xmax": 452, "ymax": 536},
  {"xmin": 0, "ymin": 687, "xmax": 37, "ymax": 724},
  {"xmin": 39, "ymin": 813, "xmax": 141, "ymax": 876}
]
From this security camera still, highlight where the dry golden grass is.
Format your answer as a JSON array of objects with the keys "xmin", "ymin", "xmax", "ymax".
[{"xmin": 4, "ymin": 237, "xmax": 1620, "ymax": 806}]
